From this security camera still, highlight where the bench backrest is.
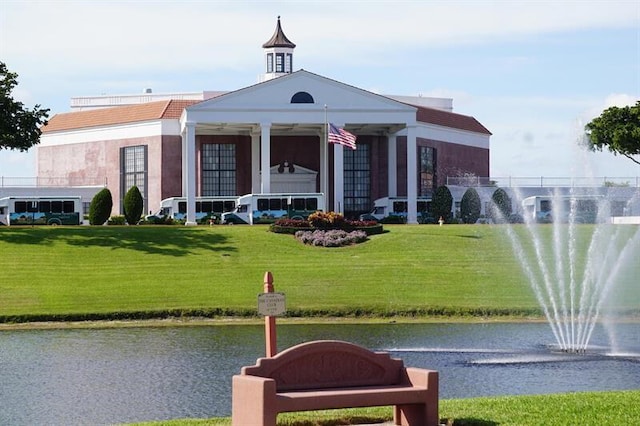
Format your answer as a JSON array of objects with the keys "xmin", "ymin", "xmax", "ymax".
[{"xmin": 241, "ymin": 340, "xmax": 404, "ymax": 391}]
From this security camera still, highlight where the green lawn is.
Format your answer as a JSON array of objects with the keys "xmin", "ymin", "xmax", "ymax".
[
  {"xmin": 2, "ymin": 225, "xmax": 638, "ymax": 425},
  {"xmin": 1, "ymin": 224, "xmax": 638, "ymax": 321},
  {"xmin": 128, "ymin": 390, "xmax": 640, "ymax": 426}
]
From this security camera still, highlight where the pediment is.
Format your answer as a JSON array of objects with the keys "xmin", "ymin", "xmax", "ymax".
[
  {"xmin": 185, "ymin": 70, "xmax": 416, "ymax": 129},
  {"xmin": 269, "ymin": 162, "xmax": 316, "ymax": 176}
]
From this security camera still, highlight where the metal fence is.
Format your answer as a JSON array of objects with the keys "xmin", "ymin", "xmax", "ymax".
[
  {"xmin": 446, "ymin": 176, "xmax": 640, "ymax": 188},
  {"xmin": 0, "ymin": 176, "xmax": 107, "ymax": 187}
]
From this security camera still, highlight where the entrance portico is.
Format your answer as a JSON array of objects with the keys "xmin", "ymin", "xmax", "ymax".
[{"xmin": 179, "ymin": 70, "xmax": 419, "ymax": 225}]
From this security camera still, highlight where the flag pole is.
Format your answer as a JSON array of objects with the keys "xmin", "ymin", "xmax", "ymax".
[{"xmin": 323, "ymin": 105, "xmax": 329, "ymax": 206}]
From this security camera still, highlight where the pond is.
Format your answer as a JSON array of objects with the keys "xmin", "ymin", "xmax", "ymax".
[{"xmin": 1, "ymin": 322, "xmax": 638, "ymax": 425}]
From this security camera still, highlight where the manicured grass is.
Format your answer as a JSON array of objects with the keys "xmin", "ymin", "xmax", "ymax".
[
  {"xmin": 3, "ymin": 226, "xmax": 638, "ymax": 425},
  {"xmin": 128, "ymin": 390, "xmax": 640, "ymax": 425},
  {"xmin": 1, "ymin": 224, "xmax": 639, "ymax": 322}
]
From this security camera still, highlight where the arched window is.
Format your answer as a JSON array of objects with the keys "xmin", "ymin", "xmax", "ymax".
[{"xmin": 290, "ymin": 91, "xmax": 314, "ymax": 104}]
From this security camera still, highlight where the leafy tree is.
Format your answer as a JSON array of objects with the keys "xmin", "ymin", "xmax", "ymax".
[
  {"xmin": 490, "ymin": 188, "xmax": 512, "ymax": 223},
  {"xmin": 123, "ymin": 185, "xmax": 144, "ymax": 225},
  {"xmin": 0, "ymin": 61, "xmax": 50, "ymax": 151},
  {"xmin": 89, "ymin": 188, "xmax": 113, "ymax": 225},
  {"xmin": 431, "ymin": 185, "xmax": 453, "ymax": 223},
  {"xmin": 584, "ymin": 101, "xmax": 640, "ymax": 165},
  {"xmin": 460, "ymin": 187, "xmax": 481, "ymax": 224}
]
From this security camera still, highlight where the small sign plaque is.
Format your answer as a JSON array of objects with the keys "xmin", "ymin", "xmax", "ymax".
[{"xmin": 257, "ymin": 292, "xmax": 286, "ymax": 316}]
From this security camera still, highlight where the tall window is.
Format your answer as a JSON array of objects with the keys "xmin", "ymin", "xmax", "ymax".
[
  {"xmin": 121, "ymin": 145, "xmax": 147, "ymax": 213},
  {"xmin": 266, "ymin": 53, "xmax": 273, "ymax": 73},
  {"xmin": 419, "ymin": 146, "xmax": 436, "ymax": 197},
  {"xmin": 275, "ymin": 53, "xmax": 284, "ymax": 72},
  {"xmin": 202, "ymin": 143, "xmax": 236, "ymax": 196},
  {"xmin": 285, "ymin": 53, "xmax": 292, "ymax": 73},
  {"xmin": 344, "ymin": 144, "xmax": 370, "ymax": 214}
]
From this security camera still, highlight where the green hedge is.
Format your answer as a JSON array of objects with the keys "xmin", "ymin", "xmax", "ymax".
[{"xmin": 270, "ymin": 223, "xmax": 384, "ymax": 235}]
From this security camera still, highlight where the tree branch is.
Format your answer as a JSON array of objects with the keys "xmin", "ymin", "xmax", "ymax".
[{"xmin": 622, "ymin": 153, "xmax": 640, "ymax": 166}]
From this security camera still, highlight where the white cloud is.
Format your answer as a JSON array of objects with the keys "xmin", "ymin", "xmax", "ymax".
[
  {"xmin": 605, "ymin": 94, "xmax": 638, "ymax": 107},
  {"xmin": 3, "ymin": 1, "xmax": 638, "ymax": 76}
]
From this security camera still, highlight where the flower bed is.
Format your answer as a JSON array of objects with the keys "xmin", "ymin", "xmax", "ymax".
[
  {"xmin": 269, "ymin": 211, "xmax": 383, "ymax": 245},
  {"xmin": 295, "ymin": 229, "xmax": 368, "ymax": 247}
]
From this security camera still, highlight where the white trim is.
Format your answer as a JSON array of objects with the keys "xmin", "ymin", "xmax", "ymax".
[
  {"xmin": 183, "ymin": 122, "xmax": 197, "ymax": 226},
  {"xmin": 394, "ymin": 122, "xmax": 490, "ymax": 150},
  {"xmin": 388, "ymin": 133, "xmax": 397, "ymax": 197},
  {"xmin": 260, "ymin": 123, "xmax": 271, "ymax": 193},
  {"xmin": 406, "ymin": 126, "xmax": 418, "ymax": 224},
  {"xmin": 251, "ymin": 132, "xmax": 260, "ymax": 193},
  {"xmin": 333, "ymin": 144, "xmax": 344, "ymax": 213},
  {"xmin": 40, "ymin": 120, "xmax": 180, "ymax": 146}
]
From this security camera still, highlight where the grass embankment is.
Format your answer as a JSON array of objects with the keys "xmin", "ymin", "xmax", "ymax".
[
  {"xmin": 3, "ymin": 226, "xmax": 639, "ymax": 425},
  {"xmin": 128, "ymin": 390, "xmax": 640, "ymax": 426},
  {"xmin": 1, "ymin": 224, "xmax": 639, "ymax": 322}
]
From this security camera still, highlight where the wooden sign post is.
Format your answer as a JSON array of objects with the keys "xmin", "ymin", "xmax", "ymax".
[{"xmin": 259, "ymin": 271, "xmax": 286, "ymax": 357}]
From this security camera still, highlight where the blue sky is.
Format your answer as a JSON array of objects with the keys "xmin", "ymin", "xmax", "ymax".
[{"xmin": 1, "ymin": 0, "xmax": 639, "ymax": 182}]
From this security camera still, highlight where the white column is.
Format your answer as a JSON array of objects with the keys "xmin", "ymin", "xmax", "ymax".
[
  {"xmin": 320, "ymin": 128, "xmax": 328, "ymax": 196},
  {"xmin": 181, "ymin": 128, "xmax": 187, "ymax": 196},
  {"xmin": 406, "ymin": 125, "xmax": 418, "ymax": 224},
  {"xmin": 260, "ymin": 123, "xmax": 271, "ymax": 194},
  {"xmin": 388, "ymin": 133, "xmax": 397, "ymax": 197},
  {"xmin": 251, "ymin": 131, "xmax": 260, "ymax": 193},
  {"xmin": 184, "ymin": 121, "xmax": 197, "ymax": 226},
  {"xmin": 333, "ymin": 143, "xmax": 344, "ymax": 213}
]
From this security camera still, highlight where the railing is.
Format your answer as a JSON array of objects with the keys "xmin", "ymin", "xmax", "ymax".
[
  {"xmin": 0, "ymin": 176, "xmax": 107, "ymax": 187},
  {"xmin": 446, "ymin": 176, "xmax": 640, "ymax": 188}
]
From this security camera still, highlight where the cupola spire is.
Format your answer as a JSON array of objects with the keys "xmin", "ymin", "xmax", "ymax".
[{"xmin": 260, "ymin": 16, "xmax": 296, "ymax": 82}]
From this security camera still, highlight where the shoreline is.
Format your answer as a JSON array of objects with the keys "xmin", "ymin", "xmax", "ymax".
[{"xmin": 2, "ymin": 314, "xmax": 638, "ymax": 331}]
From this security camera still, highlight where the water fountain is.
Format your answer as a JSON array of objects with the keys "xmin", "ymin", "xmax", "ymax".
[{"xmin": 502, "ymin": 188, "xmax": 640, "ymax": 353}]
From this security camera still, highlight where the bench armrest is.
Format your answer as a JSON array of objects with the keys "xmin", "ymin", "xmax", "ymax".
[
  {"xmin": 232, "ymin": 375, "xmax": 278, "ymax": 426},
  {"xmin": 403, "ymin": 367, "xmax": 439, "ymax": 391}
]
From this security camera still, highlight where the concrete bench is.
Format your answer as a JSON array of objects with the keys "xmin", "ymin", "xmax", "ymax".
[{"xmin": 232, "ymin": 340, "xmax": 439, "ymax": 426}]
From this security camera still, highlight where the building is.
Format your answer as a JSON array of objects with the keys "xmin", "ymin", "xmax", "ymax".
[{"xmin": 38, "ymin": 17, "xmax": 491, "ymax": 224}]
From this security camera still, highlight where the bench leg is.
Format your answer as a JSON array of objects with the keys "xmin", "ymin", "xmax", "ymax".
[{"xmin": 394, "ymin": 403, "xmax": 438, "ymax": 426}]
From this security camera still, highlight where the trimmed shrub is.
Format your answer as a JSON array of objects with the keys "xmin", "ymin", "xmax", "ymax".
[
  {"xmin": 108, "ymin": 215, "xmax": 126, "ymax": 225},
  {"xmin": 308, "ymin": 211, "xmax": 346, "ymax": 229},
  {"xmin": 142, "ymin": 215, "xmax": 175, "ymax": 225},
  {"xmin": 270, "ymin": 212, "xmax": 382, "ymax": 236},
  {"xmin": 273, "ymin": 218, "xmax": 312, "ymax": 228},
  {"xmin": 341, "ymin": 219, "xmax": 378, "ymax": 230},
  {"xmin": 380, "ymin": 215, "xmax": 406, "ymax": 224},
  {"xmin": 89, "ymin": 188, "xmax": 113, "ymax": 225},
  {"xmin": 432, "ymin": 185, "xmax": 453, "ymax": 223},
  {"xmin": 123, "ymin": 185, "xmax": 144, "ymax": 225},
  {"xmin": 490, "ymin": 187, "xmax": 513, "ymax": 223},
  {"xmin": 270, "ymin": 218, "xmax": 313, "ymax": 235},
  {"xmin": 460, "ymin": 187, "xmax": 482, "ymax": 224}
]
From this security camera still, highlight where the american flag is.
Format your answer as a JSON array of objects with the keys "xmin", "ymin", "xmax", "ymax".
[{"xmin": 328, "ymin": 123, "xmax": 357, "ymax": 150}]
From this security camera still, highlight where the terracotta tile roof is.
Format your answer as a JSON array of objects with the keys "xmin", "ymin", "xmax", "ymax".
[
  {"xmin": 41, "ymin": 96, "xmax": 491, "ymax": 137},
  {"xmin": 415, "ymin": 105, "xmax": 492, "ymax": 135},
  {"xmin": 41, "ymin": 100, "xmax": 198, "ymax": 133}
]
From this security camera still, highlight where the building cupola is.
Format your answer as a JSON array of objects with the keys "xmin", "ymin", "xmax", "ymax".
[{"xmin": 260, "ymin": 16, "xmax": 296, "ymax": 82}]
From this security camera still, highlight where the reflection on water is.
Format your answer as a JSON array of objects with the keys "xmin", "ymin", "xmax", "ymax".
[{"xmin": 1, "ymin": 322, "xmax": 638, "ymax": 425}]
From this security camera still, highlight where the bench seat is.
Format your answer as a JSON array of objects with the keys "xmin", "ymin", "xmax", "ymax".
[{"xmin": 277, "ymin": 384, "xmax": 430, "ymax": 412}]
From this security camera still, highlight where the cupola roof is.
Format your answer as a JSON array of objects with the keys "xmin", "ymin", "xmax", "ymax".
[{"xmin": 262, "ymin": 16, "xmax": 296, "ymax": 48}]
